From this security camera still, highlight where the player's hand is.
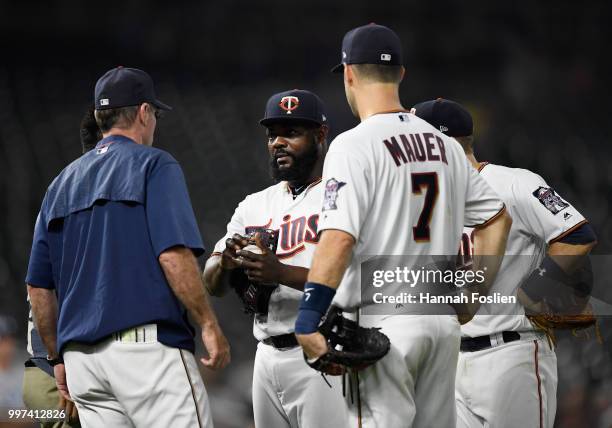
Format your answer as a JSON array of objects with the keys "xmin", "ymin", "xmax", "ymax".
[
  {"xmin": 200, "ymin": 322, "xmax": 231, "ymax": 370},
  {"xmin": 296, "ymin": 331, "xmax": 328, "ymax": 360},
  {"xmin": 236, "ymin": 246, "xmax": 285, "ymax": 284},
  {"xmin": 220, "ymin": 233, "xmax": 249, "ymax": 270},
  {"xmin": 54, "ymin": 363, "xmax": 71, "ymax": 401},
  {"xmin": 58, "ymin": 394, "xmax": 78, "ymax": 422}
]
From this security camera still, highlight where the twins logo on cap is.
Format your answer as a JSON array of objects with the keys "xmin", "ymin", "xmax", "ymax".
[{"xmin": 279, "ymin": 96, "xmax": 299, "ymax": 114}]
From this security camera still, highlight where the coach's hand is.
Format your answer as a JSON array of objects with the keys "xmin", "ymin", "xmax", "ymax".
[
  {"xmin": 54, "ymin": 363, "xmax": 71, "ymax": 401},
  {"xmin": 221, "ymin": 233, "xmax": 249, "ymax": 270},
  {"xmin": 58, "ymin": 394, "xmax": 79, "ymax": 422},
  {"xmin": 200, "ymin": 322, "xmax": 231, "ymax": 370},
  {"xmin": 237, "ymin": 246, "xmax": 285, "ymax": 284}
]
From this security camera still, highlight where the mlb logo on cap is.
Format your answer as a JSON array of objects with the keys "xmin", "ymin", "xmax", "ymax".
[
  {"xmin": 331, "ymin": 23, "xmax": 403, "ymax": 73},
  {"xmin": 94, "ymin": 67, "xmax": 172, "ymax": 111}
]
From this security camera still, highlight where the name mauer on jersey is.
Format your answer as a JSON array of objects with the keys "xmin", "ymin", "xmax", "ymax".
[
  {"xmin": 246, "ymin": 214, "xmax": 319, "ymax": 259},
  {"xmin": 383, "ymin": 132, "xmax": 448, "ymax": 167}
]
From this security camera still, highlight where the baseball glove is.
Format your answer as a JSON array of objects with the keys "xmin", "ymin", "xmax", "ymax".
[
  {"xmin": 526, "ymin": 299, "xmax": 596, "ymax": 331},
  {"xmin": 305, "ymin": 306, "xmax": 391, "ymax": 375},
  {"xmin": 229, "ymin": 229, "xmax": 278, "ymax": 316}
]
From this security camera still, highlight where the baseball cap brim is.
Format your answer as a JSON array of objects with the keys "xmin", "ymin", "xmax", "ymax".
[
  {"xmin": 152, "ymin": 99, "xmax": 172, "ymax": 111},
  {"xmin": 331, "ymin": 63, "xmax": 344, "ymax": 73},
  {"xmin": 259, "ymin": 116, "xmax": 323, "ymax": 127}
]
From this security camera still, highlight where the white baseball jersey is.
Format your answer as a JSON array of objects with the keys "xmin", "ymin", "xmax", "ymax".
[
  {"xmin": 318, "ymin": 112, "xmax": 505, "ymax": 310},
  {"xmin": 460, "ymin": 163, "xmax": 587, "ymax": 337},
  {"xmin": 213, "ymin": 180, "xmax": 322, "ymax": 341}
]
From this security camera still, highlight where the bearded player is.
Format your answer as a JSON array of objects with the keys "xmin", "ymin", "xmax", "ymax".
[
  {"xmin": 295, "ymin": 24, "xmax": 513, "ymax": 428},
  {"xmin": 203, "ymin": 89, "xmax": 347, "ymax": 428},
  {"xmin": 412, "ymin": 98, "xmax": 597, "ymax": 428}
]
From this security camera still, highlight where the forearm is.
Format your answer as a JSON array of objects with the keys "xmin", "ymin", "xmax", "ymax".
[
  {"xmin": 548, "ymin": 241, "xmax": 595, "ymax": 274},
  {"xmin": 472, "ymin": 210, "xmax": 512, "ymax": 291},
  {"xmin": 27, "ymin": 285, "xmax": 59, "ymax": 358},
  {"xmin": 278, "ymin": 265, "xmax": 309, "ymax": 290},
  {"xmin": 307, "ymin": 230, "xmax": 355, "ymax": 288},
  {"xmin": 160, "ymin": 247, "xmax": 220, "ymax": 328},
  {"xmin": 203, "ymin": 255, "xmax": 233, "ymax": 297},
  {"xmin": 295, "ymin": 230, "xmax": 354, "ymax": 337}
]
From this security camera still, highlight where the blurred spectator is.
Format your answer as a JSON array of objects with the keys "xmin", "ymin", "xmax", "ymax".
[{"xmin": 0, "ymin": 315, "xmax": 24, "ymax": 408}]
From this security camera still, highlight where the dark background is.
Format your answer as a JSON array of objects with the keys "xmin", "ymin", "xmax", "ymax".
[{"xmin": 0, "ymin": 1, "xmax": 611, "ymax": 427}]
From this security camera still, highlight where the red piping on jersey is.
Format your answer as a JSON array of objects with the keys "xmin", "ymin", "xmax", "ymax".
[
  {"xmin": 469, "ymin": 204, "xmax": 506, "ymax": 229},
  {"xmin": 548, "ymin": 219, "xmax": 588, "ymax": 245},
  {"xmin": 370, "ymin": 108, "xmax": 411, "ymax": 116},
  {"xmin": 283, "ymin": 177, "xmax": 322, "ymax": 194},
  {"xmin": 533, "ymin": 340, "xmax": 543, "ymax": 428},
  {"xmin": 477, "ymin": 162, "xmax": 490, "ymax": 172}
]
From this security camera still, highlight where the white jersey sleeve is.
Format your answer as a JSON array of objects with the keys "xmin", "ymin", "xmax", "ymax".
[
  {"xmin": 318, "ymin": 147, "xmax": 373, "ymax": 241},
  {"xmin": 212, "ymin": 197, "xmax": 248, "ymax": 255},
  {"xmin": 511, "ymin": 171, "xmax": 586, "ymax": 244},
  {"xmin": 464, "ymin": 159, "xmax": 505, "ymax": 227}
]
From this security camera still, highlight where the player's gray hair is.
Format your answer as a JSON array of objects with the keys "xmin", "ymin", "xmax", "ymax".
[{"xmin": 94, "ymin": 105, "xmax": 140, "ymax": 133}]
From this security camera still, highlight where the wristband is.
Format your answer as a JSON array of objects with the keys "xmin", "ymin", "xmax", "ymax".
[
  {"xmin": 521, "ymin": 256, "xmax": 569, "ymax": 301},
  {"xmin": 47, "ymin": 356, "xmax": 64, "ymax": 367},
  {"xmin": 295, "ymin": 282, "xmax": 336, "ymax": 334}
]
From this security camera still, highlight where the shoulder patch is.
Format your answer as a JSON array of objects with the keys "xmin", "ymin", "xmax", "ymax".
[
  {"xmin": 323, "ymin": 178, "xmax": 346, "ymax": 211},
  {"xmin": 532, "ymin": 186, "xmax": 569, "ymax": 215}
]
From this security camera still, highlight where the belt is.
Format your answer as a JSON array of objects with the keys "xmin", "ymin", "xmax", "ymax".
[
  {"xmin": 262, "ymin": 333, "xmax": 298, "ymax": 349},
  {"xmin": 113, "ymin": 324, "xmax": 157, "ymax": 343},
  {"xmin": 460, "ymin": 331, "xmax": 522, "ymax": 352}
]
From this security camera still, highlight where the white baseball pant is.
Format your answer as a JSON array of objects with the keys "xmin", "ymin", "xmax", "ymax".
[
  {"xmin": 63, "ymin": 324, "xmax": 213, "ymax": 428},
  {"xmin": 456, "ymin": 333, "xmax": 557, "ymax": 428},
  {"xmin": 252, "ymin": 342, "xmax": 348, "ymax": 428},
  {"xmin": 350, "ymin": 314, "xmax": 461, "ymax": 428}
]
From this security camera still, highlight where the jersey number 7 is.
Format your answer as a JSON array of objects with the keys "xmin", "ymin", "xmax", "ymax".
[{"xmin": 411, "ymin": 172, "xmax": 439, "ymax": 241}]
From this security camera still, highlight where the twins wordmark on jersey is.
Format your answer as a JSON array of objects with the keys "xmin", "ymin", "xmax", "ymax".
[
  {"xmin": 213, "ymin": 179, "xmax": 323, "ymax": 340},
  {"xmin": 246, "ymin": 213, "xmax": 319, "ymax": 259}
]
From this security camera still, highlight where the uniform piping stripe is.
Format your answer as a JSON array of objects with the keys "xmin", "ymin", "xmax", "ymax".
[
  {"xmin": 179, "ymin": 349, "xmax": 203, "ymax": 428},
  {"xmin": 477, "ymin": 162, "xmax": 490, "ymax": 172},
  {"xmin": 356, "ymin": 371, "xmax": 362, "ymax": 428},
  {"xmin": 371, "ymin": 108, "xmax": 411, "ymax": 116},
  {"xmin": 468, "ymin": 204, "xmax": 507, "ymax": 229},
  {"xmin": 548, "ymin": 219, "xmax": 588, "ymax": 245},
  {"xmin": 533, "ymin": 340, "xmax": 543, "ymax": 428}
]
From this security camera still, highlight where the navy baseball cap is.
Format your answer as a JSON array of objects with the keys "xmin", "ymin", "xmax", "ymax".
[
  {"xmin": 94, "ymin": 66, "xmax": 172, "ymax": 111},
  {"xmin": 411, "ymin": 98, "xmax": 473, "ymax": 137},
  {"xmin": 331, "ymin": 24, "xmax": 403, "ymax": 73},
  {"xmin": 260, "ymin": 89, "xmax": 327, "ymax": 127}
]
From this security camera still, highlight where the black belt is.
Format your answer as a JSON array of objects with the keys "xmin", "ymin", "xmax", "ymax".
[
  {"xmin": 262, "ymin": 333, "xmax": 298, "ymax": 349},
  {"xmin": 460, "ymin": 331, "xmax": 521, "ymax": 352}
]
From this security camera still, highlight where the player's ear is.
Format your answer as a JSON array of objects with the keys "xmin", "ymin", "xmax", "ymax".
[
  {"xmin": 318, "ymin": 124, "xmax": 330, "ymax": 144},
  {"xmin": 344, "ymin": 64, "xmax": 355, "ymax": 86},
  {"xmin": 399, "ymin": 66, "xmax": 406, "ymax": 83},
  {"xmin": 137, "ymin": 103, "xmax": 149, "ymax": 126}
]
